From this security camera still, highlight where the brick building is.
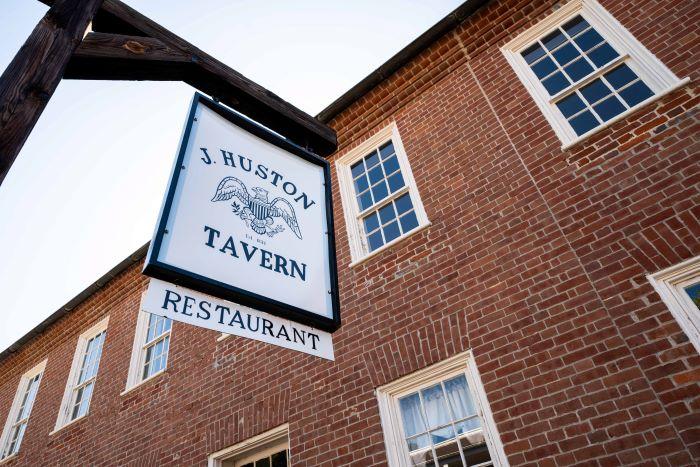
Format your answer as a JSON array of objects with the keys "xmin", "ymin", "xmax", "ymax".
[{"xmin": 1, "ymin": 0, "xmax": 698, "ymax": 465}]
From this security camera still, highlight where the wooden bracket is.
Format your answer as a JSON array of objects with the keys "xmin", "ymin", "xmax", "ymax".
[
  {"xmin": 0, "ymin": 0, "xmax": 337, "ymax": 185},
  {"xmin": 80, "ymin": 0, "xmax": 337, "ymax": 155}
]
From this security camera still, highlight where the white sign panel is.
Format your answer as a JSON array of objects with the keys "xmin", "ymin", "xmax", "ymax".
[
  {"xmin": 142, "ymin": 279, "xmax": 334, "ymax": 360},
  {"xmin": 145, "ymin": 93, "xmax": 340, "ymax": 332}
]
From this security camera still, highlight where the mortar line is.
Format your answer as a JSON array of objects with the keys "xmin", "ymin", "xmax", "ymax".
[{"xmin": 452, "ymin": 29, "xmax": 691, "ymax": 460}]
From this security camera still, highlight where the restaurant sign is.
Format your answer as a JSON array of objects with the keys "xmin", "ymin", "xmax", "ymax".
[{"xmin": 142, "ymin": 279, "xmax": 334, "ymax": 360}]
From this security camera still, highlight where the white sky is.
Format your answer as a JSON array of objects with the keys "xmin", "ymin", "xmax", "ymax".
[{"xmin": 0, "ymin": 0, "xmax": 463, "ymax": 352}]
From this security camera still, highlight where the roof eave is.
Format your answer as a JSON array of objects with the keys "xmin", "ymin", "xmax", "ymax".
[{"xmin": 316, "ymin": 0, "xmax": 489, "ymax": 124}]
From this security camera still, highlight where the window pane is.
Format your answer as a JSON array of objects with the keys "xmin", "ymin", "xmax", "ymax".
[
  {"xmin": 580, "ymin": 79, "xmax": 611, "ymax": 104},
  {"xmin": 353, "ymin": 174, "xmax": 369, "ymax": 193},
  {"xmin": 564, "ymin": 57, "xmax": 594, "ymax": 82},
  {"xmin": 383, "ymin": 221, "xmax": 401, "ymax": 243},
  {"xmin": 542, "ymin": 30, "xmax": 566, "ymax": 50},
  {"xmin": 18, "ymin": 376, "xmax": 40, "ymax": 421},
  {"xmin": 407, "ymin": 434, "xmax": 431, "ymax": 452},
  {"xmin": 569, "ymin": 110, "xmax": 599, "ymax": 135},
  {"xmin": 350, "ymin": 160, "xmax": 365, "ymax": 179},
  {"xmin": 455, "ymin": 417, "xmax": 481, "ymax": 435},
  {"xmin": 255, "ymin": 458, "xmax": 271, "ymax": 467},
  {"xmin": 357, "ymin": 191, "xmax": 373, "ymax": 211},
  {"xmin": 421, "ymin": 384, "xmax": 451, "ymax": 428},
  {"xmin": 552, "ymin": 43, "xmax": 580, "ymax": 66},
  {"xmin": 388, "ymin": 172, "xmax": 405, "ymax": 193},
  {"xmin": 574, "ymin": 28, "xmax": 604, "ymax": 51},
  {"xmin": 372, "ymin": 181, "xmax": 389, "ymax": 203},
  {"xmin": 593, "ymin": 95, "xmax": 626, "ymax": 121},
  {"xmin": 368, "ymin": 165, "xmax": 384, "ymax": 185},
  {"xmin": 542, "ymin": 72, "xmax": 569, "ymax": 95},
  {"xmin": 433, "ymin": 438, "xmax": 462, "ymax": 466},
  {"xmin": 463, "ymin": 444, "xmax": 492, "ymax": 466},
  {"xmin": 363, "ymin": 212, "xmax": 380, "ymax": 233},
  {"xmin": 399, "ymin": 393, "xmax": 427, "ymax": 437},
  {"xmin": 604, "ymin": 64, "xmax": 638, "ymax": 89},
  {"xmin": 563, "ymin": 16, "xmax": 589, "ymax": 37},
  {"xmin": 395, "ymin": 193, "xmax": 414, "ymax": 215},
  {"xmin": 365, "ymin": 151, "xmax": 380, "ymax": 169},
  {"xmin": 521, "ymin": 43, "xmax": 545, "ymax": 64},
  {"xmin": 400, "ymin": 212, "xmax": 419, "ymax": 233},
  {"xmin": 379, "ymin": 203, "xmax": 396, "ymax": 224},
  {"xmin": 684, "ymin": 283, "xmax": 700, "ymax": 311},
  {"xmin": 430, "ymin": 425, "xmax": 456, "ymax": 445},
  {"xmin": 271, "ymin": 450, "xmax": 288, "ymax": 467},
  {"xmin": 367, "ymin": 231, "xmax": 384, "ymax": 252},
  {"xmin": 619, "ymin": 80, "xmax": 654, "ymax": 107},
  {"xmin": 587, "ymin": 42, "xmax": 619, "ymax": 67},
  {"xmin": 444, "ymin": 375, "xmax": 476, "ymax": 419},
  {"xmin": 382, "ymin": 155, "xmax": 400, "ymax": 175},
  {"xmin": 530, "ymin": 56, "xmax": 557, "ymax": 79},
  {"xmin": 556, "ymin": 93, "xmax": 586, "ymax": 118},
  {"xmin": 379, "ymin": 141, "xmax": 395, "ymax": 159}
]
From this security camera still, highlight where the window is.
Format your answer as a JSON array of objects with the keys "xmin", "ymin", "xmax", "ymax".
[
  {"xmin": 502, "ymin": 0, "xmax": 688, "ymax": 147},
  {"xmin": 54, "ymin": 316, "xmax": 108, "ymax": 431},
  {"xmin": 377, "ymin": 351, "xmax": 508, "ymax": 467},
  {"xmin": 124, "ymin": 305, "xmax": 173, "ymax": 391},
  {"xmin": 208, "ymin": 424, "xmax": 289, "ymax": 467},
  {"xmin": 0, "ymin": 359, "xmax": 46, "ymax": 460},
  {"xmin": 336, "ymin": 123, "xmax": 429, "ymax": 264},
  {"xmin": 648, "ymin": 255, "xmax": 700, "ymax": 355}
]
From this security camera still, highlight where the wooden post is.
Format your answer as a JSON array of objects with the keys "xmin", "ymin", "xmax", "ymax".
[{"xmin": 0, "ymin": 0, "xmax": 103, "ymax": 185}]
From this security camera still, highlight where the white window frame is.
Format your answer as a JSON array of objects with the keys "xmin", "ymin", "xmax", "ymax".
[
  {"xmin": 53, "ymin": 316, "xmax": 109, "ymax": 433},
  {"xmin": 336, "ymin": 123, "xmax": 430, "ymax": 266},
  {"xmin": 123, "ymin": 299, "xmax": 173, "ymax": 393},
  {"xmin": 648, "ymin": 255, "xmax": 700, "ymax": 355},
  {"xmin": 208, "ymin": 424, "xmax": 289, "ymax": 467},
  {"xmin": 0, "ymin": 359, "xmax": 47, "ymax": 462},
  {"xmin": 376, "ymin": 350, "xmax": 509, "ymax": 467},
  {"xmin": 501, "ymin": 0, "xmax": 688, "ymax": 148}
]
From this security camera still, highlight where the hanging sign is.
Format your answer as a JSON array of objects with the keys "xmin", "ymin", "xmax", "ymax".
[
  {"xmin": 144, "ymin": 93, "xmax": 340, "ymax": 332},
  {"xmin": 142, "ymin": 279, "xmax": 334, "ymax": 360}
]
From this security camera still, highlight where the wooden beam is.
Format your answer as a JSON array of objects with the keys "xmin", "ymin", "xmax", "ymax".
[
  {"xmin": 65, "ymin": 32, "xmax": 191, "ymax": 81},
  {"xmin": 73, "ymin": 32, "xmax": 190, "ymax": 62},
  {"xmin": 0, "ymin": 0, "xmax": 103, "ymax": 184},
  {"xmin": 99, "ymin": 0, "xmax": 337, "ymax": 155},
  {"xmin": 37, "ymin": 0, "xmax": 338, "ymax": 155}
]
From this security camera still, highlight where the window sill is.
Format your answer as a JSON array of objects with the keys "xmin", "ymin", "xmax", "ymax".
[
  {"xmin": 49, "ymin": 413, "xmax": 87, "ymax": 436},
  {"xmin": 120, "ymin": 369, "xmax": 167, "ymax": 396},
  {"xmin": 0, "ymin": 453, "xmax": 18, "ymax": 465},
  {"xmin": 349, "ymin": 222, "xmax": 431, "ymax": 268},
  {"xmin": 561, "ymin": 77, "xmax": 690, "ymax": 151}
]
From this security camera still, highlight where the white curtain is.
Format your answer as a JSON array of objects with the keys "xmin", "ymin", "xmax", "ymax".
[
  {"xmin": 421, "ymin": 383, "xmax": 451, "ymax": 428},
  {"xmin": 399, "ymin": 393, "xmax": 426, "ymax": 437},
  {"xmin": 444, "ymin": 375, "xmax": 476, "ymax": 420}
]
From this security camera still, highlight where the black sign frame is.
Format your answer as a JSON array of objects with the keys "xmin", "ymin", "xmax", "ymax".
[{"xmin": 144, "ymin": 93, "xmax": 340, "ymax": 332}]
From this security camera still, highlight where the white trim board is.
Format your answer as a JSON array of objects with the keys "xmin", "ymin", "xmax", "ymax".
[{"xmin": 648, "ymin": 255, "xmax": 700, "ymax": 356}]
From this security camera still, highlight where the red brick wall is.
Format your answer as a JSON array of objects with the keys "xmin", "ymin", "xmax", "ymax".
[{"xmin": 1, "ymin": 0, "xmax": 697, "ymax": 465}]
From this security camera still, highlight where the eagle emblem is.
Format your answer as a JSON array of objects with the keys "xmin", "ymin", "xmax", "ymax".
[{"xmin": 211, "ymin": 176, "xmax": 302, "ymax": 239}]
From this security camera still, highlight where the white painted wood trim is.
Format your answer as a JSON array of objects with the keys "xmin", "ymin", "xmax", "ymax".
[
  {"xmin": 0, "ymin": 359, "xmax": 47, "ymax": 458},
  {"xmin": 375, "ymin": 350, "xmax": 509, "ymax": 467},
  {"xmin": 208, "ymin": 423, "xmax": 289, "ymax": 467},
  {"xmin": 335, "ymin": 123, "xmax": 430, "ymax": 265},
  {"xmin": 501, "ymin": 0, "xmax": 687, "ymax": 147},
  {"xmin": 648, "ymin": 255, "xmax": 700, "ymax": 356},
  {"xmin": 54, "ymin": 315, "xmax": 109, "ymax": 432}
]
